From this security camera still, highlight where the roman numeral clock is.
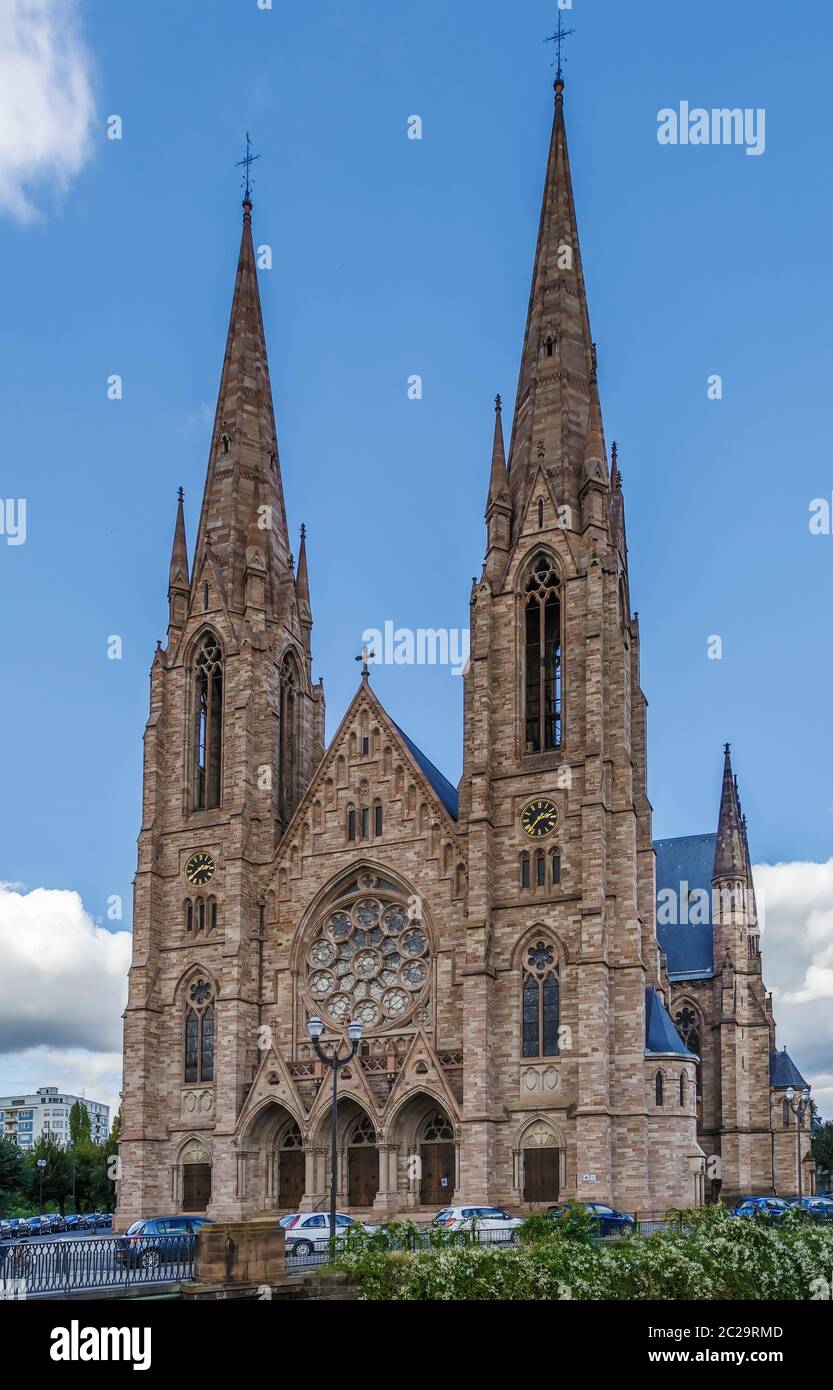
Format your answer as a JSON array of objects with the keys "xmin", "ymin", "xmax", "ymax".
[
  {"xmin": 185, "ymin": 851, "xmax": 216, "ymax": 887},
  {"xmin": 520, "ymin": 797, "xmax": 559, "ymax": 839}
]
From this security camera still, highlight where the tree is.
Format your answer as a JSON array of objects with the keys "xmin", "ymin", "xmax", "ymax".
[
  {"xmin": 0, "ymin": 1136, "xmax": 25, "ymax": 1213},
  {"xmin": 26, "ymin": 1135, "xmax": 70, "ymax": 1213},
  {"xmin": 110, "ymin": 1108, "xmax": 122, "ymax": 1146},
  {"xmin": 811, "ymin": 1120, "xmax": 833, "ymax": 1189},
  {"xmin": 68, "ymin": 1101, "xmax": 91, "ymax": 1145}
]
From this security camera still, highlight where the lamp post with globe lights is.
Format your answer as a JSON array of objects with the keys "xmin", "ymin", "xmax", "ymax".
[
  {"xmin": 785, "ymin": 1086, "xmax": 812, "ymax": 1198},
  {"xmin": 306, "ymin": 1015, "xmax": 363, "ymax": 1246}
]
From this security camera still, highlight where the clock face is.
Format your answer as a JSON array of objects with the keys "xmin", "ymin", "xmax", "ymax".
[
  {"xmin": 520, "ymin": 797, "xmax": 559, "ymax": 839},
  {"xmin": 185, "ymin": 851, "xmax": 216, "ymax": 886}
]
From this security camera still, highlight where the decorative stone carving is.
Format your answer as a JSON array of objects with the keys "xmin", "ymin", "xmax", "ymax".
[
  {"xmin": 181, "ymin": 1089, "xmax": 214, "ymax": 1118},
  {"xmin": 522, "ymin": 1121, "xmax": 559, "ymax": 1149},
  {"xmin": 520, "ymin": 1063, "xmax": 560, "ymax": 1097}
]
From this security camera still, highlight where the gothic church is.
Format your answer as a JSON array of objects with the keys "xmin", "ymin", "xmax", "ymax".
[{"xmin": 117, "ymin": 73, "xmax": 811, "ymax": 1227}]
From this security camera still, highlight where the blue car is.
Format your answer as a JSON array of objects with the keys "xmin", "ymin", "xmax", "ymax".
[
  {"xmin": 63, "ymin": 1214, "xmax": 81, "ymax": 1231},
  {"xmin": 732, "ymin": 1196, "xmax": 791, "ymax": 1223},
  {"xmin": 547, "ymin": 1201, "xmax": 636, "ymax": 1237},
  {"xmin": 785, "ymin": 1196, "xmax": 833, "ymax": 1222},
  {"xmin": 115, "ymin": 1216, "xmax": 214, "ymax": 1271}
]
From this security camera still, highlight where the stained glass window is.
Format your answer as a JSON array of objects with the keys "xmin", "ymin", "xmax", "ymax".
[
  {"xmin": 305, "ymin": 891, "xmax": 431, "ymax": 1030},
  {"xmin": 184, "ymin": 981, "xmax": 215, "ymax": 1084},
  {"xmin": 185, "ymin": 1009, "xmax": 199, "ymax": 1084},
  {"xmin": 521, "ymin": 939, "xmax": 560, "ymax": 1058}
]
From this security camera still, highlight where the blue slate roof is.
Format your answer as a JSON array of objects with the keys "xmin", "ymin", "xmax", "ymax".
[
  {"xmin": 654, "ymin": 834, "xmax": 716, "ymax": 980},
  {"xmin": 770, "ymin": 1050, "xmax": 809, "ymax": 1090},
  {"xmin": 391, "ymin": 721, "xmax": 459, "ymax": 821},
  {"xmin": 645, "ymin": 987, "xmax": 695, "ymax": 1057}
]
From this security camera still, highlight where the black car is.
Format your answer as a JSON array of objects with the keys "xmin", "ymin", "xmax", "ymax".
[
  {"xmin": 63, "ymin": 1214, "xmax": 81, "ymax": 1231},
  {"xmin": 114, "ymin": 1216, "xmax": 213, "ymax": 1271}
]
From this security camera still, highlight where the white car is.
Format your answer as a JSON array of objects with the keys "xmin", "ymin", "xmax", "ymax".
[
  {"xmin": 279, "ymin": 1211, "xmax": 376, "ymax": 1256},
  {"xmin": 432, "ymin": 1206, "xmax": 523, "ymax": 1239}
]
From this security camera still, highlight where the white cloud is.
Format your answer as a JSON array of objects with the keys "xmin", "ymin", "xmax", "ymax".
[
  {"xmin": 0, "ymin": 882, "xmax": 130, "ymax": 1061},
  {"xmin": 0, "ymin": 0, "xmax": 96, "ymax": 221},
  {"xmin": 0, "ymin": 1045, "xmax": 123, "ymax": 1119},
  {"xmin": 754, "ymin": 859, "xmax": 833, "ymax": 1118}
]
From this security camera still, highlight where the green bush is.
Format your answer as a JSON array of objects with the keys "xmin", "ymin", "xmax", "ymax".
[{"xmin": 331, "ymin": 1206, "xmax": 833, "ymax": 1301}]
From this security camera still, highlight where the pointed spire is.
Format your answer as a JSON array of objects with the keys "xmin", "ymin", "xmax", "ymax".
[
  {"xmin": 296, "ymin": 522, "xmax": 311, "ymax": 610},
  {"xmin": 167, "ymin": 487, "xmax": 190, "ymax": 634},
  {"xmin": 168, "ymin": 486, "xmax": 189, "ymax": 591},
  {"xmin": 581, "ymin": 375, "xmax": 607, "ymax": 489},
  {"xmin": 713, "ymin": 744, "xmax": 746, "ymax": 880},
  {"xmin": 507, "ymin": 75, "xmax": 596, "ymax": 524},
  {"xmin": 192, "ymin": 198, "xmax": 293, "ymax": 615},
  {"xmin": 486, "ymin": 394, "xmax": 509, "ymax": 512}
]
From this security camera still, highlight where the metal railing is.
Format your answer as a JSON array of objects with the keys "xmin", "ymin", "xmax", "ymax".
[{"xmin": 0, "ymin": 1234, "xmax": 194, "ymax": 1298}]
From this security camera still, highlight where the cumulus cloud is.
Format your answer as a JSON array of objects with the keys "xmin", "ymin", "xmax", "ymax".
[
  {"xmin": 754, "ymin": 859, "xmax": 833, "ymax": 1118},
  {"xmin": 0, "ymin": 882, "xmax": 130, "ymax": 1057},
  {"xmin": 0, "ymin": 0, "xmax": 96, "ymax": 221}
]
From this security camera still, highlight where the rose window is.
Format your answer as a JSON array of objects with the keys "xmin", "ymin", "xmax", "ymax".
[{"xmin": 304, "ymin": 882, "xmax": 431, "ymax": 1030}]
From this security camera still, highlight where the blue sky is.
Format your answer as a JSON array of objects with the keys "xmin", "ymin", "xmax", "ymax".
[{"xmin": 1, "ymin": 0, "xmax": 832, "ymax": 928}]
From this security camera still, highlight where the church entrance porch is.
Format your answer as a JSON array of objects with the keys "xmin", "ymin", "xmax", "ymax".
[
  {"xmin": 515, "ymin": 1120, "xmax": 565, "ymax": 1206},
  {"xmin": 388, "ymin": 1093, "xmax": 459, "ymax": 1211},
  {"xmin": 241, "ymin": 1102, "xmax": 306, "ymax": 1213},
  {"xmin": 178, "ymin": 1139, "xmax": 212, "ymax": 1214}
]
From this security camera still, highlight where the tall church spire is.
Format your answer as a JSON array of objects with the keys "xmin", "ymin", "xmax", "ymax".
[
  {"xmin": 192, "ymin": 196, "xmax": 293, "ymax": 615},
  {"xmin": 296, "ymin": 522, "xmax": 313, "ymax": 667},
  {"xmin": 507, "ymin": 76, "xmax": 597, "ymax": 526},
  {"xmin": 713, "ymin": 744, "xmax": 746, "ymax": 880}
]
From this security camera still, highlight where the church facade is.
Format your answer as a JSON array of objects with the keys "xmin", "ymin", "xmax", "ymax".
[{"xmin": 116, "ymin": 75, "xmax": 810, "ymax": 1229}]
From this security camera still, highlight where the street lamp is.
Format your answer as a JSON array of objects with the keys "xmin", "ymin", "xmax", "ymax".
[
  {"xmin": 785, "ymin": 1086, "xmax": 811, "ymax": 1198},
  {"xmin": 36, "ymin": 1157, "xmax": 47, "ymax": 1215},
  {"xmin": 306, "ymin": 1014, "xmax": 363, "ymax": 1246}
]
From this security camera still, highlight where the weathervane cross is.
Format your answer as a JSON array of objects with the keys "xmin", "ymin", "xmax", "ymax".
[
  {"xmin": 545, "ymin": 6, "xmax": 575, "ymax": 80},
  {"xmin": 235, "ymin": 131, "xmax": 261, "ymax": 202}
]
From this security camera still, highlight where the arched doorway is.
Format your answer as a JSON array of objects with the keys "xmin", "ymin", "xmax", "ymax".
[
  {"xmin": 419, "ymin": 1111, "xmax": 456, "ymax": 1206},
  {"xmin": 180, "ymin": 1139, "xmax": 212, "ymax": 1212},
  {"xmin": 521, "ymin": 1121, "xmax": 562, "ymax": 1203},
  {"xmin": 278, "ymin": 1121, "xmax": 304, "ymax": 1210},
  {"xmin": 348, "ymin": 1114, "xmax": 379, "ymax": 1207}
]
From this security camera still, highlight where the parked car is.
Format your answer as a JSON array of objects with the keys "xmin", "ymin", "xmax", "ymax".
[
  {"xmin": 547, "ymin": 1201, "xmax": 636, "ymax": 1237},
  {"xmin": 26, "ymin": 1215, "xmax": 51, "ymax": 1236},
  {"xmin": 784, "ymin": 1196, "xmax": 833, "ymax": 1221},
  {"xmin": 0, "ymin": 1218, "xmax": 27, "ymax": 1241},
  {"xmin": 281, "ymin": 1212, "xmax": 376, "ymax": 1256},
  {"xmin": 432, "ymin": 1206, "xmax": 523, "ymax": 1239},
  {"xmin": 47, "ymin": 1214, "xmax": 66, "ymax": 1234},
  {"xmin": 99, "ymin": 1212, "xmax": 113, "ymax": 1229},
  {"xmin": 732, "ymin": 1196, "xmax": 791, "ymax": 1223},
  {"xmin": 115, "ymin": 1216, "xmax": 214, "ymax": 1271},
  {"xmin": 63, "ymin": 1214, "xmax": 81, "ymax": 1231}
]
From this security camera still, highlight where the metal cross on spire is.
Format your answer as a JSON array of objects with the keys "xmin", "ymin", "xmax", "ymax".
[
  {"xmin": 355, "ymin": 644, "xmax": 375, "ymax": 676},
  {"xmin": 235, "ymin": 131, "xmax": 261, "ymax": 203},
  {"xmin": 545, "ymin": 6, "xmax": 575, "ymax": 80}
]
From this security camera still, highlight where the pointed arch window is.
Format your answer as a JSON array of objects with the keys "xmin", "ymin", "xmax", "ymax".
[
  {"xmin": 184, "ymin": 979, "xmax": 215, "ymax": 1085},
  {"xmin": 674, "ymin": 1006, "xmax": 702, "ymax": 1095},
  {"xmin": 550, "ymin": 850, "xmax": 561, "ymax": 886},
  {"xmin": 524, "ymin": 554, "xmax": 562, "ymax": 753},
  {"xmin": 522, "ymin": 940, "xmax": 560, "ymax": 1058},
  {"xmin": 655, "ymin": 1072, "xmax": 664, "ymax": 1107},
  {"xmin": 536, "ymin": 851, "xmax": 546, "ymax": 887},
  {"xmin": 520, "ymin": 854, "xmax": 530, "ymax": 889},
  {"xmin": 680, "ymin": 1072, "xmax": 687, "ymax": 1107},
  {"xmin": 193, "ymin": 635, "xmax": 223, "ymax": 809},
  {"xmin": 279, "ymin": 653, "xmax": 300, "ymax": 821}
]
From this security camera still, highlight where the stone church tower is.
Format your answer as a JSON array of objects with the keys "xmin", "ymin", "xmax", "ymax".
[
  {"xmin": 116, "ymin": 75, "xmax": 707, "ymax": 1229},
  {"xmin": 118, "ymin": 198, "xmax": 324, "ymax": 1223}
]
